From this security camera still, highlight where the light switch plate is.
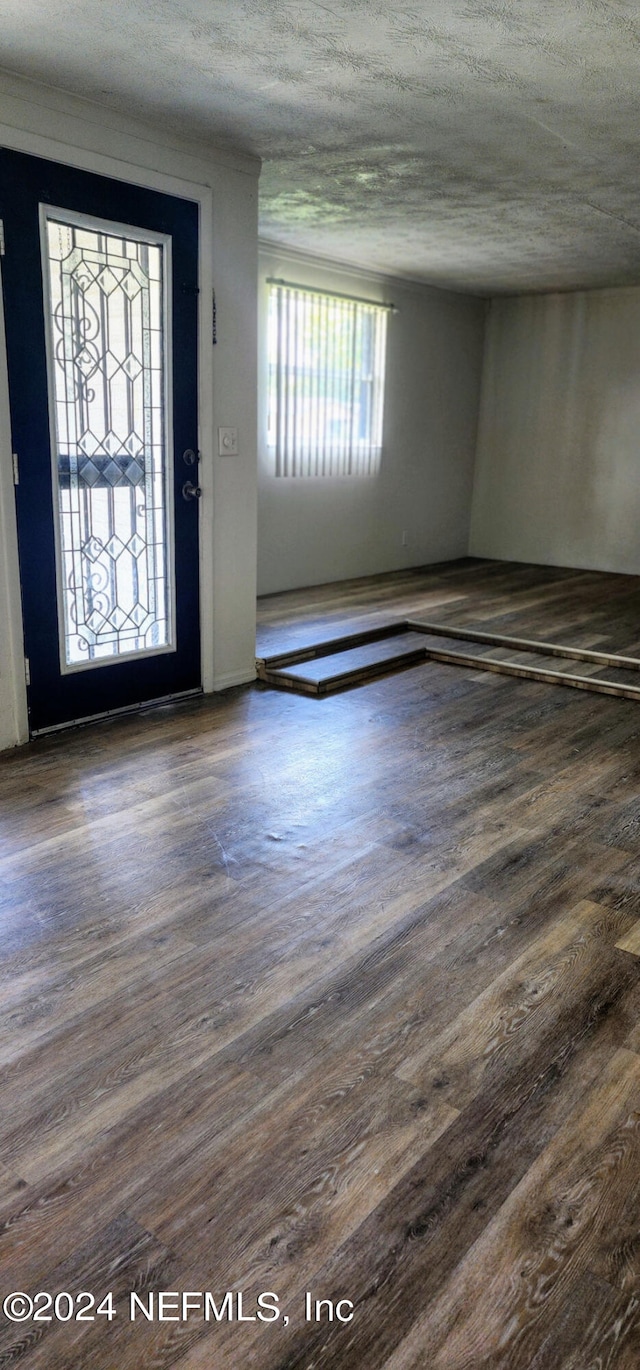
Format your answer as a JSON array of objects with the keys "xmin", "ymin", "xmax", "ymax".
[{"xmin": 218, "ymin": 427, "xmax": 238, "ymax": 456}]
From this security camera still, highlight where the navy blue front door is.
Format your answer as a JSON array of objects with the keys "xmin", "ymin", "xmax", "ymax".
[{"xmin": 0, "ymin": 148, "xmax": 200, "ymax": 733}]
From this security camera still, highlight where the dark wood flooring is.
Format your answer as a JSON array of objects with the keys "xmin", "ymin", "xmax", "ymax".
[{"xmin": 2, "ymin": 557, "xmax": 640, "ymax": 1367}]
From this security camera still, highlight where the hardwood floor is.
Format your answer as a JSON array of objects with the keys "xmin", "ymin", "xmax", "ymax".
[{"xmin": 2, "ymin": 557, "xmax": 640, "ymax": 1366}]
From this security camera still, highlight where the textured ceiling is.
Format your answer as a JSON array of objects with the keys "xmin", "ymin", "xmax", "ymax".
[{"xmin": 2, "ymin": 1, "xmax": 640, "ymax": 292}]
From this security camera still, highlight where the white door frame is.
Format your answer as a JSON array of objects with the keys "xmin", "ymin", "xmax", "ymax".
[{"xmin": 0, "ymin": 120, "xmax": 216, "ymax": 744}]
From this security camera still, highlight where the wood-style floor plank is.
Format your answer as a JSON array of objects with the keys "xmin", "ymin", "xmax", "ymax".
[
  {"xmin": 385, "ymin": 1048, "xmax": 640, "ymax": 1370},
  {"xmin": 2, "ymin": 558, "xmax": 640, "ymax": 1366},
  {"xmin": 616, "ymin": 920, "xmax": 640, "ymax": 957},
  {"xmin": 397, "ymin": 897, "xmax": 636, "ymax": 1109}
]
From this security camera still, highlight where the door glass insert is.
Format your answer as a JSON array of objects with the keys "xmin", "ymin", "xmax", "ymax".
[{"xmin": 42, "ymin": 210, "xmax": 173, "ymax": 668}]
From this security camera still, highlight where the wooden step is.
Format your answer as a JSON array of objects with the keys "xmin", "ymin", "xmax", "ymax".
[
  {"xmin": 257, "ymin": 618, "xmax": 640, "ymax": 700},
  {"xmin": 259, "ymin": 631, "xmax": 429, "ymax": 695}
]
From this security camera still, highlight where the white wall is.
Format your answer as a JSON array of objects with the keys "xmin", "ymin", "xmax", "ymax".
[
  {"xmin": 258, "ymin": 244, "xmax": 485, "ymax": 595},
  {"xmin": 471, "ymin": 288, "xmax": 640, "ymax": 574},
  {"xmin": 0, "ymin": 73, "xmax": 259, "ymax": 749}
]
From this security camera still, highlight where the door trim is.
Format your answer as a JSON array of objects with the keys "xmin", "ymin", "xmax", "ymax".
[{"xmin": 0, "ymin": 279, "xmax": 28, "ymax": 744}]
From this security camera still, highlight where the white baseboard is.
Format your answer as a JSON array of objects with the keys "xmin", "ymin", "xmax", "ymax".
[{"xmin": 210, "ymin": 666, "xmax": 257, "ymax": 692}]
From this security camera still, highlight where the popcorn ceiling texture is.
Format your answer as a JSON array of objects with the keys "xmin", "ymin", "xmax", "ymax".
[{"xmin": 2, "ymin": 0, "xmax": 640, "ymax": 292}]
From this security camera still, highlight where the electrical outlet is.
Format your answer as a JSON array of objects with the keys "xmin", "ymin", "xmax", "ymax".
[
  {"xmin": 218, "ymin": 427, "xmax": 238, "ymax": 456},
  {"xmin": 401, "ymin": 530, "xmax": 409, "ymax": 547}
]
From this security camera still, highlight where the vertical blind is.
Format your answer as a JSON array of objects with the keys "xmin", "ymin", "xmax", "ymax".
[{"xmin": 267, "ymin": 283, "xmax": 388, "ymax": 477}]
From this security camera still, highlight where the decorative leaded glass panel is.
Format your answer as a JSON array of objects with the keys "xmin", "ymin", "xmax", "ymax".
[{"xmin": 42, "ymin": 211, "xmax": 172, "ymax": 668}]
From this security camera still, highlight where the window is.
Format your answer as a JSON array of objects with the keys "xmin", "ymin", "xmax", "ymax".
[
  {"xmin": 42, "ymin": 209, "xmax": 173, "ymax": 669},
  {"xmin": 267, "ymin": 280, "xmax": 390, "ymax": 477}
]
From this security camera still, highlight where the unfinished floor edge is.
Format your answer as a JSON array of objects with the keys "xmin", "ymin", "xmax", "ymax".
[{"xmin": 257, "ymin": 618, "xmax": 640, "ymax": 700}]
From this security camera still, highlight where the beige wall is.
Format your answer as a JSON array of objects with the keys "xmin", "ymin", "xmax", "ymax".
[
  {"xmin": 258, "ymin": 245, "xmax": 485, "ymax": 596},
  {"xmin": 0, "ymin": 73, "xmax": 259, "ymax": 748},
  {"xmin": 471, "ymin": 288, "xmax": 640, "ymax": 574}
]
